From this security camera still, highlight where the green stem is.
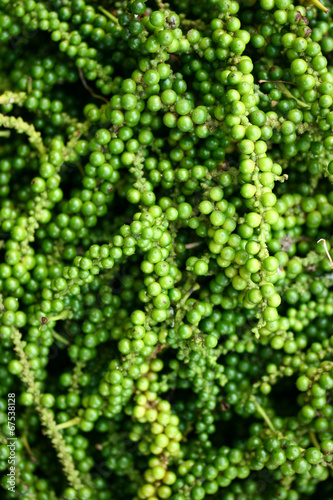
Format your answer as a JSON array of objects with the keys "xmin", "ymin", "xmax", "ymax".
[
  {"xmin": 21, "ymin": 434, "xmax": 33, "ymax": 457},
  {"xmin": 175, "ymin": 281, "xmax": 200, "ymax": 323},
  {"xmin": 70, "ymin": 359, "xmax": 86, "ymax": 394},
  {"xmin": 27, "ymin": 77, "xmax": 32, "ymax": 94},
  {"xmin": 276, "ymin": 83, "xmax": 310, "ymax": 109},
  {"xmin": 182, "ymin": 282, "xmax": 200, "ymax": 303},
  {"xmin": 0, "ymin": 113, "xmax": 46, "ymax": 154},
  {"xmin": 56, "ymin": 417, "xmax": 81, "ymax": 431},
  {"xmin": 41, "ymin": 311, "xmax": 70, "ymax": 344},
  {"xmin": 63, "ymin": 120, "xmax": 91, "ymax": 163},
  {"xmin": 254, "ymin": 399, "xmax": 276, "ymax": 433},
  {"xmin": 0, "ymin": 91, "xmax": 27, "ymax": 106},
  {"xmin": 52, "ymin": 330, "xmax": 70, "ymax": 345},
  {"xmin": 309, "ymin": 431, "xmax": 321, "ymax": 449},
  {"xmin": 10, "ymin": 328, "xmax": 85, "ymax": 492},
  {"xmin": 155, "ymin": 0, "xmax": 168, "ymax": 9},
  {"xmin": 0, "ymin": 431, "xmax": 7, "ymax": 445},
  {"xmin": 47, "ymin": 310, "xmax": 69, "ymax": 322},
  {"xmin": 98, "ymin": 6, "xmax": 119, "ymax": 24}
]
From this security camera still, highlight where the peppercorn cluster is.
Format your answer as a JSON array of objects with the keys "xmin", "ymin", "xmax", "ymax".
[{"xmin": 2, "ymin": 0, "xmax": 333, "ymax": 499}]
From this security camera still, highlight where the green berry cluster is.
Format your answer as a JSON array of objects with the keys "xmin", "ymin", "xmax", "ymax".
[{"xmin": 2, "ymin": 0, "xmax": 333, "ymax": 499}]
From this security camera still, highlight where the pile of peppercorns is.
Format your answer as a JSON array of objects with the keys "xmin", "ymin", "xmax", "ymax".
[{"xmin": 2, "ymin": 0, "xmax": 333, "ymax": 499}]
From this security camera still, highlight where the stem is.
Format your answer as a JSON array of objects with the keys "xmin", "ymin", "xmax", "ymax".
[
  {"xmin": 155, "ymin": 0, "xmax": 168, "ymax": 9},
  {"xmin": 41, "ymin": 311, "xmax": 70, "ymax": 344},
  {"xmin": 0, "ymin": 131, "xmax": 10, "ymax": 137},
  {"xmin": 52, "ymin": 330, "xmax": 70, "ymax": 345},
  {"xmin": 0, "ymin": 91, "xmax": 27, "ymax": 106},
  {"xmin": 21, "ymin": 434, "xmax": 34, "ymax": 458},
  {"xmin": 175, "ymin": 281, "xmax": 200, "ymax": 323},
  {"xmin": 56, "ymin": 417, "xmax": 81, "ymax": 431},
  {"xmin": 318, "ymin": 239, "xmax": 333, "ymax": 268},
  {"xmin": 27, "ymin": 76, "xmax": 32, "ymax": 94},
  {"xmin": 310, "ymin": 0, "xmax": 328, "ymax": 12},
  {"xmin": 47, "ymin": 310, "xmax": 69, "ymax": 322},
  {"xmin": 0, "ymin": 113, "xmax": 46, "ymax": 154},
  {"xmin": 254, "ymin": 399, "xmax": 276, "ymax": 433},
  {"xmin": 180, "ymin": 17, "xmax": 207, "ymax": 30},
  {"xmin": 259, "ymin": 79, "xmax": 296, "ymax": 86},
  {"xmin": 78, "ymin": 67, "xmax": 108, "ymax": 103},
  {"xmin": 10, "ymin": 328, "xmax": 85, "ymax": 492},
  {"xmin": 63, "ymin": 121, "xmax": 91, "ymax": 160},
  {"xmin": 185, "ymin": 242, "xmax": 203, "ymax": 249},
  {"xmin": 276, "ymin": 83, "xmax": 310, "ymax": 109},
  {"xmin": 148, "ymin": 343, "xmax": 168, "ymax": 362},
  {"xmin": 182, "ymin": 283, "xmax": 200, "ymax": 303},
  {"xmin": 309, "ymin": 431, "xmax": 321, "ymax": 449},
  {"xmin": 0, "ymin": 431, "xmax": 7, "ymax": 445},
  {"xmin": 98, "ymin": 6, "xmax": 119, "ymax": 24},
  {"xmin": 70, "ymin": 359, "xmax": 86, "ymax": 394}
]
